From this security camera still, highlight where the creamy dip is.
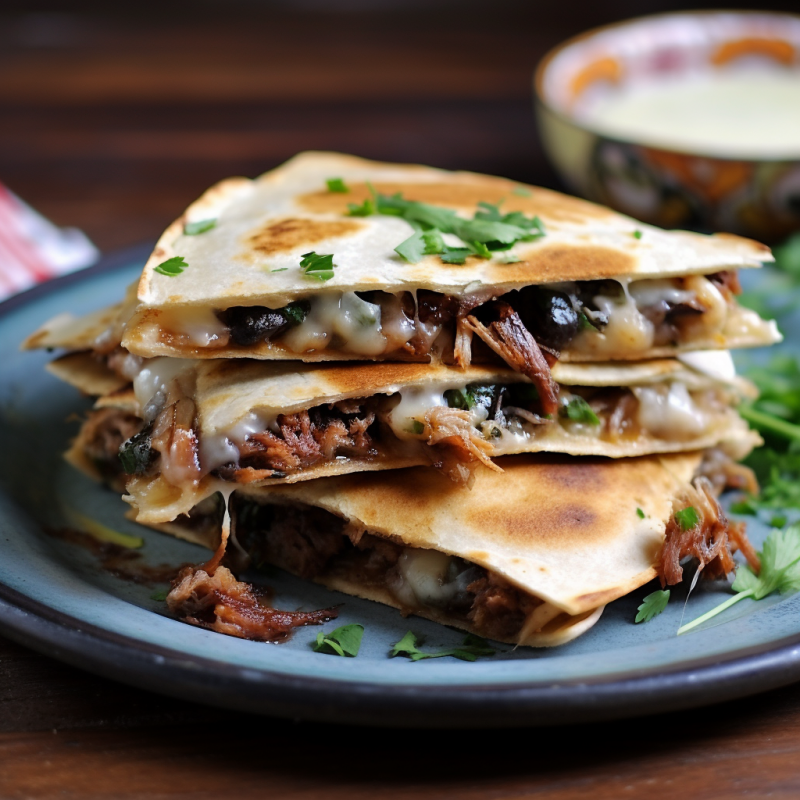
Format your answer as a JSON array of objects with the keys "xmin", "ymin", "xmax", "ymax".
[{"xmin": 584, "ymin": 70, "xmax": 800, "ymax": 158}]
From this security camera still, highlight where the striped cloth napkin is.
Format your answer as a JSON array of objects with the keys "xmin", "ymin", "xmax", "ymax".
[{"xmin": 0, "ymin": 183, "xmax": 98, "ymax": 302}]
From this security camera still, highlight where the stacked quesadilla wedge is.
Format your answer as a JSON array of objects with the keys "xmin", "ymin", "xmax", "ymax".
[{"xmin": 26, "ymin": 152, "xmax": 776, "ymax": 648}]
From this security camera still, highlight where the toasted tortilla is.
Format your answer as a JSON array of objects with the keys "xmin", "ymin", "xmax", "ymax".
[
  {"xmin": 85, "ymin": 355, "xmax": 756, "ymax": 525},
  {"xmin": 112, "ymin": 152, "xmax": 777, "ymax": 360}
]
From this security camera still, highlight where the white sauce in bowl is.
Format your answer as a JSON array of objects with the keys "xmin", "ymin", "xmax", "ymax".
[{"xmin": 584, "ymin": 71, "xmax": 800, "ymax": 158}]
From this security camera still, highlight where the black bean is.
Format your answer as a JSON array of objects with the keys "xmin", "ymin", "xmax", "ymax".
[{"xmin": 219, "ymin": 306, "xmax": 291, "ymax": 346}]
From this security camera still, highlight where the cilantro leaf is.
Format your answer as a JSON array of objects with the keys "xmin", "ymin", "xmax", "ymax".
[
  {"xmin": 559, "ymin": 396, "xmax": 600, "ymax": 426},
  {"xmin": 184, "ymin": 218, "xmax": 216, "ymax": 236},
  {"xmin": 154, "ymin": 256, "xmax": 188, "ymax": 276},
  {"xmin": 632, "ymin": 229, "xmax": 643, "ymax": 240},
  {"xmin": 312, "ymin": 624, "xmax": 364, "ymax": 657},
  {"xmin": 675, "ymin": 506, "xmax": 699, "ymax": 531},
  {"xmin": 390, "ymin": 631, "xmax": 496, "ymax": 662},
  {"xmin": 635, "ymin": 589, "xmax": 670, "ymax": 623},
  {"xmin": 636, "ymin": 507, "xmax": 645, "ymax": 519},
  {"xmin": 678, "ymin": 523, "xmax": 800, "ymax": 634},
  {"xmin": 395, "ymin": 230, "xmax": 426, "ymax": 264},
  {"xmin": 326, "ymin": 177, "xmax": 348, "ymax": 193},
  {"xmin": 119, "ymin": 429, "xmax": 156, "ymax": 475},
  {"xmin": 347, "ymin": 198, "xmax": 375, "ymax": 217},
  {"xmin": 151, "ymin": 590, "xmax": 169, "ymax": 601},
  {"xmin": 408, "ymin": 420, "xmax": 424, "ymax": 435},
  {"xmin": 439, "ymin": 246, "xmax": 472, "ymax": 265},
  {"xmin": 299, "ymin": 251, "xmax": 336, "ymax": 281}
]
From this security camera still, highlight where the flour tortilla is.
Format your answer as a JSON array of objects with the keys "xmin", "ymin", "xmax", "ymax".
[{"xmin": 114, "ymin": 151, "xmax": 776, "ymax": 359}]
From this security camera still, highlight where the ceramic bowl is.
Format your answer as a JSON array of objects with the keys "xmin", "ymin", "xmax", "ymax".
[{"xmin": 534, "ymin": 11, "xmax": 800, "ymax": 243}]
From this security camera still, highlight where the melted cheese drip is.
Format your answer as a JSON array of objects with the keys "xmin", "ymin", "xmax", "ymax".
[
  {"xmin": 159, "ymin": 306, "xmax": 230, "ymax": 348},
  {"xmin": 133, "ymin": 357, "xmax": 195, "ymax": 420},
  {"xmin": 634, "ymin": 382, "xmax": 707, "ymax": 439}
]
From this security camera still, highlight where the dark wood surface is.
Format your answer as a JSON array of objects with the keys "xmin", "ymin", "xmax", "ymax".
[{"xmin": 3, "ymin": 3, "xmax": 800, "ymax": 796}]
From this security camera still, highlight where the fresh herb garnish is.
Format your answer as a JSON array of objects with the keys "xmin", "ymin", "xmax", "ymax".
[
  {"xmin": 390, "ymin": 630, "xmax": 496, "ymax": 662},
  {"xmin": 151, "ymin": 590, "xmax": 169, "ymax": 601},
  {"xmin": 313, "ymin": 624, "xmax": 364, "ymax": 657},
  {"xmin": 353, "ymin": 191, "xmax": 545, "ymax": 265},
  {"xmin": 154, "ymin": 256, "xmax": 188, "ymax": 277},
  {"xmin": 346, "ymin": 198, "xmax": 375, "ymax": 217},
  {"xmin": 408, "ymin": 420, "xmax": 425, "ymax": 435},
  {"xmin": 559, "ymin": 396, "xmax": 600, "ymax": 426},
  {"xmin": 675, "ymin": 506, "xmax": 699, "ymax": 531},
  {"xmin": 632, "ymin": 229, "xmax": 643, "ymax": 240},
  {"xmin": 326, "ymin": 177, "xmax": 348, "ymax": 193},
  {"xmin": 183, "ymin": 218, "xmax": 216, "ymax": 236},
  {"xmin": 678, "ymin": 524, "xmax": 800, "ymax": 635},
  {"xmin": 119, "ymin": 430, "xmax": 156, "ymax": 475},
  {"xmin": 281, "ymin": 302, "xmax": 307, "ymax": 326},
  {"xmin": 578, "ymin": 311, "xmax": 599, "ymax": 332},
  {"xmin": 636, "ymin": 507, "xmax": 646, "ymax": 519},
  {"xmin": 635, "ymin": 589, "xmax": 670, "ymax": 623},
  {"xmin": 299, "ymin": 251, "xmax": 336, "ymax": 281},
  {"xmin": 270, "ymin": 267, "xmax": 288, "ymax": 273}
]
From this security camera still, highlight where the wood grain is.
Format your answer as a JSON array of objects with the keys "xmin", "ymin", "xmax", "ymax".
[{"xmin": 3, "ymin": 2, "xmax": 800, "ymax": 796}]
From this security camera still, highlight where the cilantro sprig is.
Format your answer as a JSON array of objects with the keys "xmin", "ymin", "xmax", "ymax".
[
  {"xmin": 678, "ymin": 524, "xmax": 800, "ymax": 635},
  {"xmin": 326, "ymin": 177, "xmax": 348, "ymax": 193},
  {"xmin": 154, "ymin": 256, "xmax": 188, "ymax": 276},
  {"xmin": 390, "ymin": 630, "xmax": 496, "ymax": 662},
  {"xmin": 312, "ymin": 624, "xmax": 364, "ymax": 657},
  {"xmin": 183, "ymin": 218, "xmax": 216, "ymax": 235},
  {"xmin": 635, "ymin": 589, "xmax": 670, "ymax": 623},
  {"xmin": 355, "ymin": 187, "xmax": 545, "ymax": 266},
  {"xmin": 299, "ymin": 251, "xmax": 336, "ymax": 281},
  {"xmin": 559, "ymin": 396, "xmax": 600, "ymax": 426}
]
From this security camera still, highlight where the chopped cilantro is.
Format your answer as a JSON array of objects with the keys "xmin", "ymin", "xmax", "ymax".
[
  {"xmin": 512, "ymin": 186, "xmax": 532, "ymax": 197},
  {"xmin": 578, "ymin": 311, "xmax": 599, "ymax": 332},
  {"xmin": 390, "ymin": 630, "xmax": 496, "ymax": 662},
  {"xmin": 395, "ymin": 230, "xmax": 426, "ymax": 263},
  {"xmin": 444, "ymin": 388, "xmax": 474, "ymax": 410},
  {"xmin": 281, "ymin": 302, "xmax": 307, "ymax": 326},
  {"xmin": 635, "ymin": 589, "xmax": 670, "ymax": 623},
  {"xmin": 632, "ymin": 229, "xmax": 643, "ymax": 240},
  {"xmin": 184, "ymin": 218, "xmax": 216, "ymax": 236},
  {"xmin": 679, "ymin": 524, "xmax": 800, "ymax": 634},
  {"xmin": 326, "ymin": 177, "xmax": 348, "ymax": 193},
  {"xmin": 439, "ymin": 246, "xmax": 473, "ymax": 265},
  {"xmin": 559, "ymin": 396, "xmax": 600, "ymax": 426},
  {"xmin": 299, "ymin": 251, "xmax": 336, "ymax": 281},
  {"xmin": 313, "ymin": 624, "xmax": 363, "ymax": 657},
  {"xmin": 408, "ymin": 420, "xmax": 424, "ymax": 435},
  {"xmin": 151, "ymin": 590, "xmax": 169, "ymax": 602},
  {"xmin": 675, "ymin": 506, "xmax": 699, "ymax": 531},
  {"xmin": 636, "ymin": 507, "xmax": 645, "ymax": 519},
  {"xmin": 154, "ymin": 256, "xmax": 188, "ymax": 277},
  {"xmin": 347, "ymin": 198, "xmax": 375, "ymax": 216},
  {"xmin": 270, "ymin": 267, "xmax": 288, "ymax": 273},
  {"xmin": 119, "ymin": 430, "xmax": 156, "ymax": 475}
]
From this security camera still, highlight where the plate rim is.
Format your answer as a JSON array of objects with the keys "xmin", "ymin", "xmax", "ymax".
[{"xmin": 3, "ymin": 245, "xmax": 800, "ymax": 728}]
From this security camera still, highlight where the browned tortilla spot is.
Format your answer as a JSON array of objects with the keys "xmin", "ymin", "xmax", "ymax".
[
  {"xmin": 488, "ymin": 244, "xmax": 636, "ymax": 283},
  {"xmin": 297, "ymin": 181, "xmax": 614, "ymax": 225},
  {"xmin": 243, "ymin": 217, "xmax": 363, "ymax": 257}
]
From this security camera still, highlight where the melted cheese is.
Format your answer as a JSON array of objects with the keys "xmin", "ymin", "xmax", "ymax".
[
  {"xmin": 387, "ymin": 383, "xmax": 489, "ymax": 439},
  {"xmin": 133, "ymin": 357, "xmax": 195, "ymax": 420},
  {"xmin": 634, "ymin": 382, "xmax": 707, "ymax": 439},
  {"xmin": 159, "ymin": 306, "xmax": 230, "ymax": 348}
]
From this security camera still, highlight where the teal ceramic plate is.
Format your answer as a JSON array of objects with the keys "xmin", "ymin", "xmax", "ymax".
[{"xmin": 1, "ymin": 246, "xmax": 799, "ymax": 728}]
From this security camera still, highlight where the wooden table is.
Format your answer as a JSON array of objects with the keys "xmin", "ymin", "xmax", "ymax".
[{"xmin": 3, "ymin": 3, "xmax": 800, "ymax": 796}]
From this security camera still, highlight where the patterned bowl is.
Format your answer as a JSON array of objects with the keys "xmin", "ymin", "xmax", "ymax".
[{"xmin": 534, "ymin": 11, "xmax": 800, "ymax": 243}]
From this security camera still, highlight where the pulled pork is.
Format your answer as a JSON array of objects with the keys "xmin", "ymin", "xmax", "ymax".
[
  {"xmin": 465, "ymin": 302, "xmax": 559, "ymax": 416},
  {"xmin": 80, "ymin": 407, "xmax": 142, "ymax": 485},
  {"xmin": 230, "ymin": 404, "xmax": 378, "ymax": 481},
  {"xmin": 658, "ymin": 477, "xmax": 758, "ymax": 587},
  {"xmin": 467, "ymin": 573, "xmax": 542, "ymax": 641},
  {"xmin": 167, "ymin": 564, "xmax": 336, "ymax": 642}
]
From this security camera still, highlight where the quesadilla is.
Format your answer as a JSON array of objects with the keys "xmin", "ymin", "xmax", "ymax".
[
  {"xmin": 103, "ymin": 153, "xmax": 778, "ymax": 388},
  {"xmin": 162, "ymin": 450, "xmax": 754, "ymax": 647},
  {"xmin": 58, "ymin": 350, "xmax": 759, "ymax": 525}
]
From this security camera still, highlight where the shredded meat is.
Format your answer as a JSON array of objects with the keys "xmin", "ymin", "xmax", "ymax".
[
  {"xmin": 424, "ymin": 405, "xmax": 501, "ymax": 484},
  {"xmin": 708, "ymin": 270, "xmax": 742, "ymax": 300},
  {"xmin": 465, "ymin": 302, "xmax": 559, "ymax": 415},
  {"xmin": 658, "ymin": 477, "xmax": 754, "ymax": 587},
  {"xmin": 150, "ymin": 386, "xmax": 202, "ymax": 486},
  {"xmin": 80, "ymin": 408, "xmax": 142, "ymax": 475},
  {"xmin": 167, "ymin": 565, "xmax": 336, "ymax": 641},
  {"xmin": 235, "ymin": 406, "xmax": 376, "ymax": 479},
  {"xmin": 467, "ymin": 572, "xmax": 541, "ymax": 641},
  {"xmin": 453, "ymin": 317, "xmax": 473, "ymax": 368},
  {"xmin": 699, "ymin": 448, "xmax": 759, "ymax": 496}
]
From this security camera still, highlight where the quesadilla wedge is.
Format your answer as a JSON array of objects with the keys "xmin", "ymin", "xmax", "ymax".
[
  {"xmin": 58, "ymin": 352, "xmax": 759, "ymax": 525},
  {"xmin": 160, "ymin": 450, "xmax": 755, "ymax": 647},
  {"xmin": 101, "ymin": 153, "xmax": 778, "ymax": 388}
]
